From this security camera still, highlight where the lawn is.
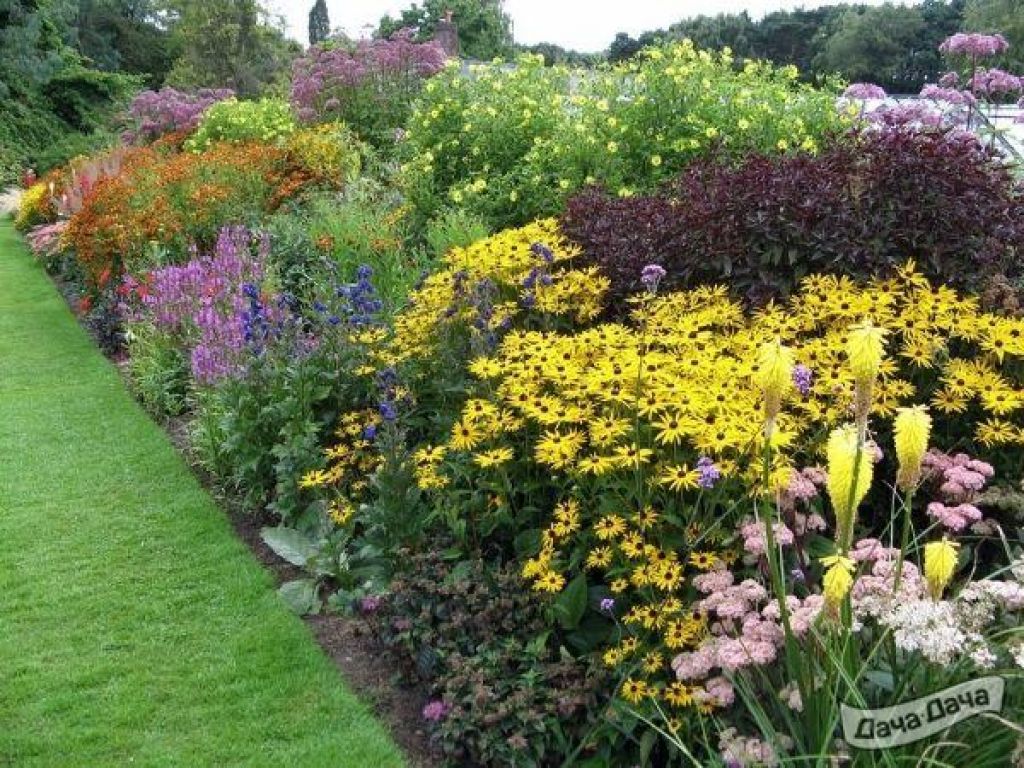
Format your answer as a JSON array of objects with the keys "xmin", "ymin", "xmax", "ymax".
[{"xmin": 0, "ymin": 218, "xmax": 404, "ymax": 767}]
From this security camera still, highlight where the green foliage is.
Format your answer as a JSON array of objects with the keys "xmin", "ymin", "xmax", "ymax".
[
  {"xmin": 164, "ymin": 0, "xmax": 300, "ymax": 97},
  {"xmin": 267, "ymin": 183, "xmax": 428, "ymax": 313},
  {"xmin": 423, "ymin": 207, "xmax": 491, "ymax": 259},
  {"xmin": 377, "ymin": 0, "xmax": 513, "ymax": 60},
  {"xmin": 401, "ymin": 43, "xmax": 844, "ymax": 230},
  {"xmin": 185, "ymin": 97, "xmax": 297, "ymax": 152},
  {"xmin": 965, "ymin": 0, "xmax": 1024, "ymax": 71},
  {"xmin": 813, "ymin": 4, "xmax": 954, "ymax": 92}
]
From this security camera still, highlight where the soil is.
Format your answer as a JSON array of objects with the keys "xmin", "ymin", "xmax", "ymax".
[{"xmin": 48, "ymin": 283, "xmax": 438, "ymax": 768}]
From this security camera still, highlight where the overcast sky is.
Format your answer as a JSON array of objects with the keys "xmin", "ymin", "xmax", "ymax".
[{"xmin": 269, "ymin": 0, "xmax": 898, "ymax": 53}]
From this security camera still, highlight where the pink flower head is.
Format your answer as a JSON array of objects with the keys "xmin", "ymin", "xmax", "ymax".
[
  {"xmin": 422, "ymin": 699, "xmax": 450, "ymax": 722},
  {"xmin": 843, "ymin": 82, "xmax": 887, "ymax": 100},
  {"xmin": 940, "ymin": 33, "xmax": 1009, "ymax": 58}
]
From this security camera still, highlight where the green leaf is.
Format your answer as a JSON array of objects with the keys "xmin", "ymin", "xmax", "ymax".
[
  {"xmin": 260, "ymin": 526, "xmax": 317, "ymax": 567},
  {"xmin": 553, "ymin": 573, "xmax": 588, "ymax": 630},
  {"xmin": 278, "ymin": 579, "xmax": 321, "ymax": 615}
]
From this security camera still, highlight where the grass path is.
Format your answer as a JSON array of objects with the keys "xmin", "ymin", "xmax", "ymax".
[{"xmin": 0, "ymin": 218, "xmax": 405, "ymax": 767}]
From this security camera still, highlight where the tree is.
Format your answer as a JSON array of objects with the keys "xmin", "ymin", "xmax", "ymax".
[
  {"xmin": 308, "ymin": 0, "xmax": 328, "ymax": 47},
  {"xmin": 607, "ymin": 32, "xmax": 642, "ymax": 62},
  {"xmin": 814, "ymin": 4, "xmax": 936, "ymax": 92},
  {"xmin": 377, "ymin": 0, "xmax": 513, "ymax": 60},
  {"xmin": 164, "ymin": 0, "xmax": 299, "ymax": 96},
  {"xmin": 964, "ymin": 0, "xmax": 1024, "ymax": 71}
]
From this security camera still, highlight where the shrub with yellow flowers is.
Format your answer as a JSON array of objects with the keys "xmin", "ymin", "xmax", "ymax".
[
  {"xmin": 285, "ymin": 122, "xmax": 362, "ymax": 186},
  {"xmin": 401, "ymin": 40, "xmax": 846, "ymax": 231},
  {"xmin": 14, "ymin": 181, "xmax": 56, "ymax": 231},
  {"xmin": 389, "ymin": 236, "xmax": 1024, "ymax": 762}
]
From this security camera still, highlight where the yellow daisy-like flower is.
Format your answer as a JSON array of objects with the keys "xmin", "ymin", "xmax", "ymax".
[
  {"xmin": 533, "ymin": 570, "xmax": 566, "ymax": 593},
  {"xmin": 299, "ymin": 469, "xmax": 330, "ymax": 489},
  {"xmin": 658, "ymin": 463, "xmax": 699, "ymax": 492},
  {"xmin": 473, "ymin": 447, "xmax": 514, "ymax": 468},
  {"xmin": 620, "ymin": 678, "xmax": 650, "ymax": 704},
  {"xmin": 664, "ymin": 682, "xmax": 694, "ymax": 707},
  {"xmin": 688, "ymin": 551, "xmax": 719, "ymax": 571}
]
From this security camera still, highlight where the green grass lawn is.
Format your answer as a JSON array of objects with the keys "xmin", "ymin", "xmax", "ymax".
[{"xmin": 0, "ymin": 218, "xmax": 405, "ymax": 767}]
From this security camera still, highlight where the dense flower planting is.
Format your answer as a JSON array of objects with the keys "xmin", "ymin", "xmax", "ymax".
[
  {"xmin": 122, "ymin": 87, "xmax": 234, "ymax": 145},
  {"xmin": 400, "ymin": 41, "xmax": 847, "ymax": 230},
  {"xmin": 291, "ymin": 31, "xmax": 447, "ymax": 147},
  {"xmin": 185, "ymin": 97, "xmax": 297, "ymax": 152},
  {"xmin": 15, "ymin": 30, "xmax": 1024, "ymax": 768}
]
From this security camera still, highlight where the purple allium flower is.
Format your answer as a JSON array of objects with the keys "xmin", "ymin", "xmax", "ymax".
[
  {"xmin": 363, "ymin": 424, "xmax": 378, "ymax": 441},
  {"xmin": 600, "ymin": 597, "xmax": 616, "ymax": 614},
  {"xmin": 696, "ymin": 456, "xmax": 721, "ymax": 489},
  {"xmin": 842, "ymin": 82, "xmax": 887, "ymax": 100},
  {"xmin": 640, "ymin": 263, "xmax": 667, "ymax": 294},
  {"xmin": 379, "ymin": 401, "xmax": 398, "ymax": 422},
  {"xmin": 422, "ymin": 699, "xmax": 450, "ymax": 722},
  {"xmin": 792, "ymin": 364, "xmax": 812, "ymax": 396}
]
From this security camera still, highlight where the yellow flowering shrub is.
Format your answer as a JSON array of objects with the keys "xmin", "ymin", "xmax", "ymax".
[
  {"xmin": 388, "ymin": 218, "xmax": 608, "ymax": 363},
  {"xmin": 408, "ymin": 253, "xmax": 1024, "ymax": 719},
  {"xmin": 14, "ymin": 181, "xmax": 54, "ymax": 231},
  {"xmin": 285, "ymin": 122, "xmax": 362, "ymax": 185}
]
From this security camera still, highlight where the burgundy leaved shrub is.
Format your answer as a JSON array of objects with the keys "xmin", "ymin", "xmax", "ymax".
[{"xmin": 562, "ymin": 127, "xmax": 1024, "ymax": 306}]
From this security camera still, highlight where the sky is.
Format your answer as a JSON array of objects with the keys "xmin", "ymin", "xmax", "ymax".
[{"xmin": 269, "ymin": 0, "xmax": 897, "ymax": 53}]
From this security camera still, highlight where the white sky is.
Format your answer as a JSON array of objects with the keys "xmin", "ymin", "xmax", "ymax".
[{"xmin": 269, "ymin": 0, "xmax": 899, "ymax": 53}]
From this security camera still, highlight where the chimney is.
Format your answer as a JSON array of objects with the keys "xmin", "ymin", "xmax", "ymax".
[{"xmin": 434, "ymin": 9, "xmax": 460, "ymax": 58}]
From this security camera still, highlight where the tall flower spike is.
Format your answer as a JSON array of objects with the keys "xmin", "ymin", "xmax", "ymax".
[
  {"xmin": 846, "ymin": 319, "xmax": 887, "ymax": 383},
  {"xmin": 754, "ymin": 338, "xmax": 794, "ymax": 429},
  {"xmin": 826, "ymin": 424, "xmax": 873, "ymax": 549},
  {"xmin": 894, "ymin": 406, "xmax": 932, "ymax": 491},
  {"xmin": 821, "ymin": 553, "xmax": 856, "ymax": 608},
  {"xmin": 924, "ymin": 538, "xmax": 960, "ymax": 599},
  {"xmin": 847, "ymin": 320, "xmax": 887, "ymax": 434}
]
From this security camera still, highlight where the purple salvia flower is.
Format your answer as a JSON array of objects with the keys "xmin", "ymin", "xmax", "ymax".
[
  {"xmin": 792, "ymin": 364, "xmax": 812, "ymax": 396},
  {"xmin": 696, "ymin": 456, "xmax": 721, "ymax": 489}
]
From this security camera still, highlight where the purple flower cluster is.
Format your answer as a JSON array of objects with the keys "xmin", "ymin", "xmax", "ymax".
[
  {"xmin": 290, "ymin": 30, "xmax": 447, "ymax": 122},
  {"xmin": 920, "ymin": 84, "xmax": 977, "ymax": 107},
  {"xmin": 922, "ymin": 450, "xmax": 994, "ymax": 531},
  {"xmin": 939, "ymin": 33, "xmax": 1010, "ymax": 59},
  {"xmin": 967, "ymin": 67, "xmax": 1022, "ymax": 97},
  {"xmin": 122, "ymin": 225, "xmax": 274, "ymax": 384},
  {"xmin": 122, "ymin": 87, "xmax": 234, "ymax": 144},
  {"xmin": 791, "ymin": 364, "xmax": 812, "ymax": 396},
  {"xmin": 842, "ymin": 82, "xmax": 887, "ymax": 100},
  {"xmin": 696, "ymin": 456, "xmax": 721, "ymax": 489},
  {"xmin": 866, "ymin": 101, "xmax": 946, "ymax": 129},
  {"xmin": 640, "ymin": 263, "xmax": 667, "ymax": 294}
]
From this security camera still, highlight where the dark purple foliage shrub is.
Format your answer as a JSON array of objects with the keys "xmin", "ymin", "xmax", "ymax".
[
  {"xmin": 122, "ymin": 87, "xmax": 234, "ymax": 144},
  {"xmin": 290, "ymin": 30, "xmax": 447, "ymax": 146},
  {"xmin": 562, "ymin": 127, "xmax": 1024, "ymax": 306}
]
